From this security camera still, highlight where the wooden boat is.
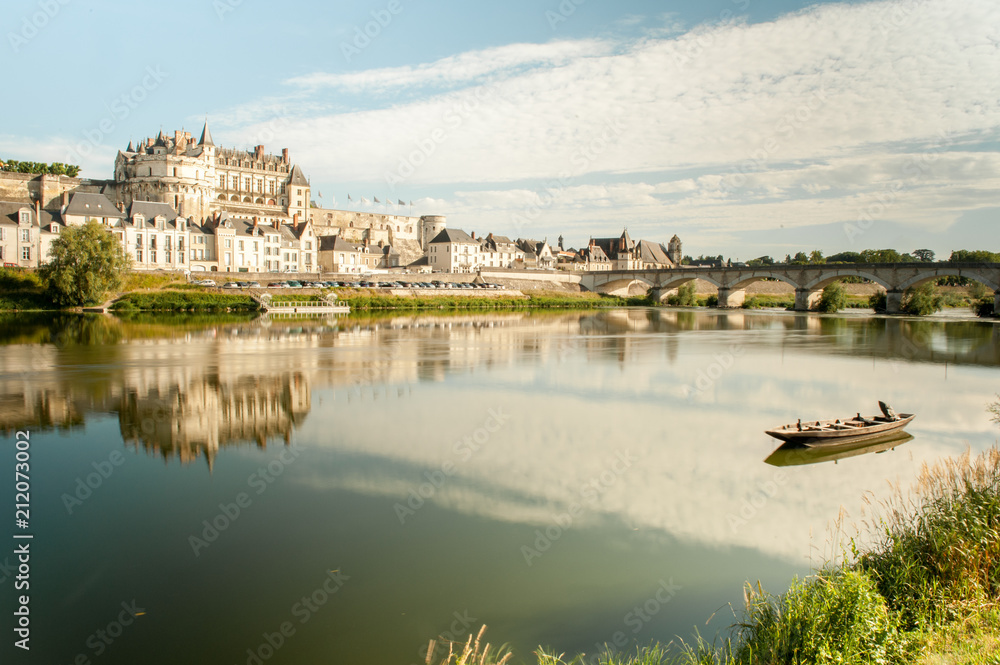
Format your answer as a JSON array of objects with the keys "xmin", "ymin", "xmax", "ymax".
[
  {"xmin": 765, "ymin": 431, "xmax": 913, "ymax": 467},
  {"xmin": 765, "ymin": 402, "xmax": 915, "ymax": 444}
]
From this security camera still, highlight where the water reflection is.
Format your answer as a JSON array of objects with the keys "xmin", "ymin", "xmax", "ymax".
[
  {"xmin": 764, "ymin": 432, "xmax": 915, "ymax": 467},
  {"xmin": 0, "ymin": 308, "xmax": 997, "ymax": 664}
]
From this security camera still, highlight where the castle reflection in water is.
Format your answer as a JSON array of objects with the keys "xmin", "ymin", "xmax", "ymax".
[{"xmin": 0, "ymin": 309, "xmax": 996, "ymax": 469}]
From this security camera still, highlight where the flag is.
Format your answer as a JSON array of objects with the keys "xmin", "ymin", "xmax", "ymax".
[
  {"xmin": 374, "ymin": 197, "xmax": 381, "ymax": 204},
  {"xmin": 398, "ymin": 199, "xmax": 405, "ymax": 206},
  {"xmin": 318, "ymin": 191, "xmax": 323, "ymax": 198},
  {"xmin": 348, "ymin": 194, "xmax": 352, "ymax": 201},
  {"xmin": 361, "ymin": 197, "xmax": 370, "ymax": 205}
]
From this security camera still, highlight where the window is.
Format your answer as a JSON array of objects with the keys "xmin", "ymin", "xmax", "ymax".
[
  {"xmin": 269, "ymin": 182, "xmax": 275, "ymax": 195},
  {"xmin": 51, "ymin": 224, "xmax": 60, "ymax": 234},
  {"xmin": 172, "ymin": 168, "xmax": 177, "ymax": 177},
  {"xmin": 253, "ymin": 241, "xmax": 258, "ymax": 252},
  {"xmin": 20, "ymin": 211, "xmax": 30, "ymax": 224},
  {"xmin": 220, "ymin": 175, "xmax": 226, "ymax": 188},
  {"xmin": 151, "ymin": 250, "xmax": 157, "ymax": 263},
  {"xmin": 238, "ymin": 240, "xmax": 245, "ymax": 251},
  {"xmin": 21, "ymin": 229, "xmax": 31, "ymax": 242},
  {"xmin": 305, "ymin": 241, "xmax": 312, "ymax": 250},
  {"xmin": 225, "ymin": 252, "xmax": 231, "ymax": 266},
  {"xmin": 0, "ymin": 228, "xmax": 4, "ymax": 241},
  {"xmin": 150, "ymin": 236, "xmax": 157, "ymax": 249},
  {"xmin": 232, "ymin": 175, "xmax": 239, "ymax": 189},
  {"xmin": 244, "ymin": 178, "xmax": 251, "ymax": 191},
  {"xmin": 137, "ymin": 249, "xmax": 143, "ymax": 262},
  {"xmin": 225, "ymin": 238, "xmax": 232, "ymax": 248}
]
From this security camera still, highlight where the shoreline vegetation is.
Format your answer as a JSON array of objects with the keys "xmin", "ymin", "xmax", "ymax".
[
  {"xmin": 0, "ymin": 268, "xmax": 994, "ymax": 317},
  {"xmin": 424, "ymin": 447, "xmax": 1000, "ymax": 665}
]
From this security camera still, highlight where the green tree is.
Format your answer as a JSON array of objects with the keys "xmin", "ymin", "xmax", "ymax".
[
  {"xmin": 809, "ymin": 250, "xmax": 825, "ymax": 264},
  {"xmin": 949, "ymin": 249, "xmax": 1000, "ymax": 263},
  {"xmin": 791, "ymin": 251, "xmax": 809, "ymax": 264},
  {"xmin": 747, "ymin": 255, "xmax": 775, "ymax": 267},
  {"xmin": 901, "ymin": 282, "xmax": 943, "ymax": 316},
  {"xmin": 667, "ymin": 281, "xmax": 697, "ymax": 306},
  {"xmin": 40, "ymin": 221, "xmax": 131, "ymax": 306},
  {"xmin": 816, "ymin": 282, "xmax": 848, "ymax": 312},
  {"xmin": 911, "ymin": 249, "xmax": 935, "ymax": 262},
  {"xmin": 827, "ymin": 251, "xmax": 863, "ymax": 264},
  {"xmin": 861, "ymin": 249, "xmax": 912, "ymax": 263}
]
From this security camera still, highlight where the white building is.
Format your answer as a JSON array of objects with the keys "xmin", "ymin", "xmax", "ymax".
[{"xmin": 428, "ymin": 229, "xmax": 480, "ymax": 273}]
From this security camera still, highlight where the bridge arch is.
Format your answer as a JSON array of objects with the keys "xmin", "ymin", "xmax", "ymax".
[
  {"xmin": 897, "ymin": 269, "xmax": 1000, "ymax": 293},
  {"xmin": 594, "ymin": 276, "xmax": 656, "ymax": 296},
  {"xmin": 802, "ymin": 271, "xmax": 892, "ymax": 292},
  {"xmin": 728, "ymin": 272, "xmax": 802, "ymax": 291}
]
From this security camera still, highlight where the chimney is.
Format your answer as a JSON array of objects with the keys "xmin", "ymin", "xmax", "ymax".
[
  {"xmin": 273, "ymin": 219, "xmax": 280, "ymax": 230},
  {"xmin": 292, "ymin": 212, "xmax": 300, "ymax": 232},
  {"xmin": 255, "ymin": 145, "xmax": 264, "ymax": 160},
  {"xmin": 471, "ymin": 231, "xmax": 476, "ymax": 240},
  {"xmin": 281, "ymin": 148, "xmax": 289, "ymax": 164},
  {"xmin": 252, "ymin": 216, "xmax": 258, "ymax": 231},
  {"xmin": 61, "ymin": 191, "xmax": 69, "ymax": 207}
]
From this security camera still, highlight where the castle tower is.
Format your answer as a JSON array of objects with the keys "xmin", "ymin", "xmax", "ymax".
[
  {"xmin": 419, "ymin": 215, "xmax": 447, "ymax": 251},
  {"xmin": 668, "ymin": 235, "xmax": 682, "ymax": 265}
]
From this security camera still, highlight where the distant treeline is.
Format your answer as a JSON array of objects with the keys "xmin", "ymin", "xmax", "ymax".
[{"xmin": 1, "ymin": 159, "xmax": 80, "ymax": 177}]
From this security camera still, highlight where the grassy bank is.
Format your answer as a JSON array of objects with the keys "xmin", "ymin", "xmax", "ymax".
[
  {"xmin": 419, "ymin": 448, "xmax": 1000, "ymax": 665},
  {"xmin": 334, "ymin": 289, "xmax": 647, "ymax": 310},
  {"xmin": 0, "ymin": 267, "xmax": 57, "ymax": 310},
  {"xmin": 110, "ymin": 291, "xmax": 261, "ymax": 312}
]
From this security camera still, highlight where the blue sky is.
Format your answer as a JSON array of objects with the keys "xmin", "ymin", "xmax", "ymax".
[{"xmin": 3, "ymin": 0, "xmax": 999, "ymax": 259}]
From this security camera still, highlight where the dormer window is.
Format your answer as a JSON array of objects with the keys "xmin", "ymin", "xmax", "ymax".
[
  {"xmin": 134, "ymin": 214, "xmax": 145, "ymax": 226},
  {"xmin": 19, "ymin": 211, "xmax": 30, "ymax": 224},
  {"xmin": 51, "ymin": 223, "xmax": 60, "ymax": 234}
]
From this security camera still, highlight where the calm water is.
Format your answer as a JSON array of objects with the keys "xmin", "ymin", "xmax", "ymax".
[{"xmin": 1, "ymin": 309, "xmax": 998, "ymax": 664}]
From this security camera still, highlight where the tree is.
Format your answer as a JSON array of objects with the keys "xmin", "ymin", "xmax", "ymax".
[
  {"xmin": 950, "ymin": 249, "xmax": 1000, "ymax": 263},
  {"xmin": 747, "ymin": 255, "xmax": 775, "ymax": 267},
  {"xmin": 860, "ymin": 249, "xmax": 911, "ymax": 263},
  {"xmin": 791, "ymin": 252, "xmax": 809, "ymax": 264},
  {"xmin": 911, "ymin": 249, "xmax": 935, "ymax": 262},
  {"xmin": 817, "ymin": 282, "xmax": 848, "ymax": 312},
  {"xmin": 1, "ymin": 158, "xmax": 80, "ymax": 178},
  {"xmin": 827, "ymin": 251, "xmax": 863, "ymax": 264},
  {"xmin": 40, "ymin": 221, "xmax": 131, "ymax": 306},
  {"xmin": 809, "ymin": 250, "xmax": 825, "ymax": 264},
  {"xmin": 901, "ymin": 282, "xmax": 943, "ymax": 316}
]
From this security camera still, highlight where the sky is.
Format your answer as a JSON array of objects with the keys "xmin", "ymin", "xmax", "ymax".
[{"xmin": 2, "ymin": 0, "xmax": 999, "ymax": 260}]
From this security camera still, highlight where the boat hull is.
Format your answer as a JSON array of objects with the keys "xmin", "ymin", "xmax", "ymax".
[{"xmin": 765, "ymin": 413, "xmax": 915, "ymax": 444}]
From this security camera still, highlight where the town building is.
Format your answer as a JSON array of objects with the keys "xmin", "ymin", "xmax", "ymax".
[{"xmin": 428, "ymin": 228, "xmax": 480, "ymax": 273}]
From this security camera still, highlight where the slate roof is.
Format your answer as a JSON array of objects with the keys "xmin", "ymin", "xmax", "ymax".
[
  {"xmin": 128, "ymin": 201, "xmax": 179, "ymax": 221},
  {"xmin": 288, "ymin": 165, "xmax": 309, "ymax": 187},
  {"xmin": 0, "ymin": 202, "xmax": 61, "ymax": 229},
  {"xmin": 64, "ymin": 193, "xmax": 125, "ymax": 219},
  {"xmin": 199, "ymin": 121, "xmax": 215, "ymax": 147},
  {"xmin": 636, "ymin": 239, "xmax": 673, "ymax": 265},
  {"xmin": 430, "ymin": 228, "xmax": 477, "ymax": 244}
]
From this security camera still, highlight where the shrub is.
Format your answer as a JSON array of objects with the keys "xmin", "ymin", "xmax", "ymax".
[
  {"xmin": 667, "ymin": 282, "xmax": 698, "ymax": 306},
  {"xmin": 869, "ymin": 292, "xmax": 887, "ymax": 312},
  {"xmin": 735, "ymin": 570, "xmax": 912, "ymax": 665},
  {"xmin": 816, "ymin": 282, "xmax": 848, "ymax": 313},
  {"xmin": 901, "ymin": 283, "xmax": 943, "ymax": 316}
]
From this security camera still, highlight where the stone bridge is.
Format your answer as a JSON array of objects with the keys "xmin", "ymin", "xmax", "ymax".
[{"xmin": 579, "ymin": 263, "xmax": 1000, "ymax": 313}]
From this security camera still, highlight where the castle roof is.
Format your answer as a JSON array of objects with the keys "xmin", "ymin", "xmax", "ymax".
[
  {"xmin": 288, "ymin": 165, "xmax": 309, "ymax": 187},
  {"xmin": 199, "ymin": 121, "xmax": 215, "ymax": 147}
]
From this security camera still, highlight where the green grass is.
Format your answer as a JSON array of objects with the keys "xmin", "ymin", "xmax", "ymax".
[
  {"xmin": 333, "ymin": 289, "xmax": 640, "ymax": 311},
  {"xmin": 110, "ymin": 290, "xmax": 261, "ymax": 312},
  {"xmin": 0, "ymin": 267, "xmax": 56, "ymax": 310}
]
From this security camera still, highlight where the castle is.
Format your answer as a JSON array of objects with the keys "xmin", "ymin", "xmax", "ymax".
[{"xmin": 0, "ymin": 121, "xmax": 445, "ymax": 270}]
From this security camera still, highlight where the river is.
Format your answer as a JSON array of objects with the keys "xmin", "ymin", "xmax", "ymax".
[{"xmin": 1, "ymin": 308, "xmax": 997, "ymax": 664}]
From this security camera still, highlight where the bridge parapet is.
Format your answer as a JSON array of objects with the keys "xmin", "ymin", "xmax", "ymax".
[{"xmin": 581, "ymin": 262, "xmax": 1000, "ymax": 312}]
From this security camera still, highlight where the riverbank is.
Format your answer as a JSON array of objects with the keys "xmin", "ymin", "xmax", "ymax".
[{"xmin": 427, "ymin": 447, "xmax": 1000, "ymax": 665}]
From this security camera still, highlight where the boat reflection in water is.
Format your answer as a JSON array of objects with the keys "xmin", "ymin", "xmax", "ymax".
[{"xmin": 764, "ymin": 431, "xmax": 915, "ymax": 467}]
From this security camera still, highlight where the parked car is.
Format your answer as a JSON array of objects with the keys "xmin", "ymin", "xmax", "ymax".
[
  {"xmin": 222, "ymin": 282, "xmax": 239, "ymax": 289},
  {"xmin": 247, "ymin": 282, "xmax": 262, "ymax": 288}
]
